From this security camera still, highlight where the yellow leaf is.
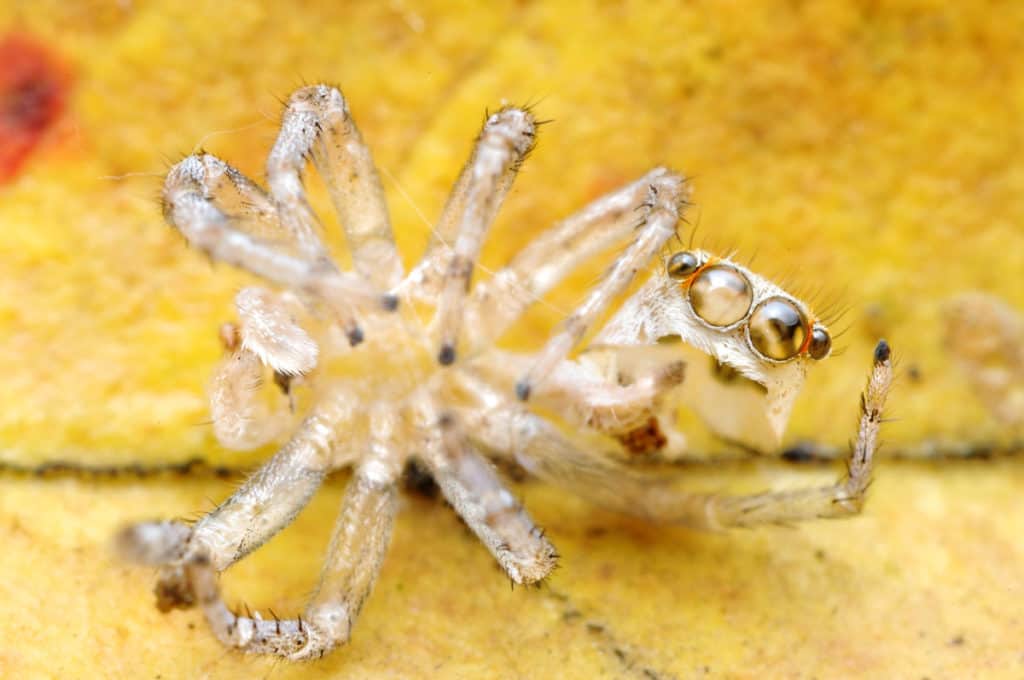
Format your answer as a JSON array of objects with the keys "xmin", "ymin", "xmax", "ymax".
[{"xmin": 2, "ymin": 1, "xmax": 1022, "ymax": 677}]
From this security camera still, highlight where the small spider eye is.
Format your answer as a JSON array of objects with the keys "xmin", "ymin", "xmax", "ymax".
[
  {"xmin": 688, "ymin": 265, "xmax": 753, "ymax": 327},
  {"xmin": 666, "ymin": 251, "xmax": 700, "ymax": 279},
  {"xmin": 807, "ymin": 325, "xmax": 832, "ymax": 360},
  {"xmin": 748, "ymin": 297, "xmax": 808, "ymax": 361}
]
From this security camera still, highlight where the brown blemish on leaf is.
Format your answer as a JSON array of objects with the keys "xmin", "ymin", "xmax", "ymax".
[{"xmin": 0, "ymin": 33, "xmax": 70, "ymax": 182}]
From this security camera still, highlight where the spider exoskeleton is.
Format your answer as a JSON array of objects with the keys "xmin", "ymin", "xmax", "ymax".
[{"xmin": 117, "ymin": 84, "xmax": 893, "ymax": 660}]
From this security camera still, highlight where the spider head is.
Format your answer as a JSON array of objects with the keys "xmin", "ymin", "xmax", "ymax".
[{"xmin": 653, "ymin": 249, "xmax": 833, "ymax": 448}]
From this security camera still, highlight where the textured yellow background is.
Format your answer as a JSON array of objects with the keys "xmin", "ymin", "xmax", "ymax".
[{"xmin": 1, "ymin": 1, "xmax": 1022, "ymax": 678}]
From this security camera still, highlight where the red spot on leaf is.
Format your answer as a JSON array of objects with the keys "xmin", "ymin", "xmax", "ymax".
[{"xmin": 0, "ymin": 33, "xmax": 71, "ymax": 183}]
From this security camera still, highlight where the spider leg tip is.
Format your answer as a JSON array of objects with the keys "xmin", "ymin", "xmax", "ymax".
[
  {"xmin": 438, "ymin": 344, "xmax": 456, "ymax": 366},
  {"xmin": 874, "ymin": 339, "xmax": 891, "ymax": 363},
  {"xmin": 515, "ymin": 381, "xmax": 531, "ymax": 402},
  {"xmin": 347, "ymin": 326, "xmax": 365, "ymax": 346}
]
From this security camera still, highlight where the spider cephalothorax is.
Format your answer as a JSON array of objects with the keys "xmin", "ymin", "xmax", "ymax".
[{"xmin": 118, "ymin": 84, "xmax": 892, "ymax": 660}]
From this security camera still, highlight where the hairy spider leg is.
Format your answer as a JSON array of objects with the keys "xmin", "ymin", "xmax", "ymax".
[
  {"xmin": 267, "ymin": 85, "xmax": 403, "ymax": 290},
  {"xmin": 162, "ymin": 154, "xmax": 384, "ymax": 345},
  {"xmin": 466, "ymin": 347, "xmax": 686, "ymax": 438},
  {"xmin": 462, "ymin": 341, "xmax": 893, "ymax": 528},
  {"xmin": 413, "ymin": 396, "xmax": 558, "ymax": 585},
  {"xmin": 464, "ymin": 168, "xmax": 686, "ymax": 351},
  {"xmin": 184, "ymin": 404, "xmax": 403, "ymax": 659},
  {"xmin": 430, "ymin": 107, "xmax": 537, "ymax": 366},
  {"xmin": 513, "ymin": 173, "xmax": 689, "ymax": 400}
]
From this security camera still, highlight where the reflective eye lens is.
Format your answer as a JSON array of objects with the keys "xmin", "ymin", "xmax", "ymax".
[
  {"xmin": 667, "ymin": 251, "xmax": 700, "ymax": 279},
  {"xmin": 688, "ymin": 265, "xmax": 753, "ymax": 327},
  {"xmin": 808, "ymin": 325, "xmax": 832, "ymax": 360},
  {"xmin": 748, "ymin": 297, "xmax": 808, "ymax": 360}
]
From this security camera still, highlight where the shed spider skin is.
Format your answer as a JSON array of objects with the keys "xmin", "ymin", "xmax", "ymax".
[{"xmin": 118, "ymin": 84, "xmax": 894, "ymax": 660}]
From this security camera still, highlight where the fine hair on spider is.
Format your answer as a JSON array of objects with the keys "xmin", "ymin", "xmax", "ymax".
[
  {"xmin": 691, "ymin": 219, "xmax": 853, "ymax": 348},
  {"xmin": 115, "ymin": 83, "xmax": 894, "ymax": 661}
]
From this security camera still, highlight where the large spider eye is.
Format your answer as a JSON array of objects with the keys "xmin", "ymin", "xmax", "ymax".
[
  {"xmin": 748, "ymin": 297, "xmax": 808, "ymax": 361},
  {"xmin": 688, "ymin": 265, "xmax": 753, "ymax": 327},
  {"xmin": 807, "ymin": 325, "xmax": 832, "ymax": 360},
  {"xmin": 666, "ymin": 251, "xmax": 700, "ymax": 279}
]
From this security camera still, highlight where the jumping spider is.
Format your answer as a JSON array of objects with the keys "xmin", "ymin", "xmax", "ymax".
[{"xmin": 117, "ymin": 84, "xmax": 894, "ymax": 660}]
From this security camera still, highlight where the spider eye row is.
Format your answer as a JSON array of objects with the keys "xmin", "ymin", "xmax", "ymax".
[{"xmin": 666, "ymin": 250, "xmax": 832, "ymax": 362}]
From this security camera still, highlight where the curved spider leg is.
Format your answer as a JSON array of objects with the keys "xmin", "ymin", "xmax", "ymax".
[
  {"xmin": 465, "ymin": 347, "xmax": 685, "ymax": 438},
  {"xmin": 413, "ymin": 396, "xmax": 557, "ymax": 585},
  {"xmin": 400, "ymin": 108, "xmax": 536, "ymax": 309},
  {"xmin": 209, "ymin": 287, "xmax": 317, "ymax": 450},
  {"xmin": 457, "ymin": 358, "xmax": 698, "ymax": 468},
  {"xmin": 463, "ymin": 341, "xmax": 894, "ymax": 528},
  {"xmin": 464, "ymin": 168, "xmax": 687, "ymax": 351},
  {"xmin": 163, "ymin": 152, "xmax": 299, "ymax": 250},
  {"xmin": 268, "ymin": 85, "xmax": 403, "ymax": 291},
  {"xmin": 117, "ymin": 386, "xmax": 361, "ymax": 611},
  {"xmin": 430, "ymin": 107, "xmax": 537, "ymax": 366},
  {"xmin": 514, "ymin": 172, "xmax": 689, "ymax": 400},
  {"xmin": 162, "ymin": 155, "xmax": 384, "ymax": 345},
  {"xmin": 209, "ymin": 346, "xmax": 292, "ymax": 451},
  {"xmin": 182, "ymin": 153, "xmax": 283, "ymax": 243},
  {"xmin": 182, "ymin": 404, "xmax": 403, "ymax": 659}
]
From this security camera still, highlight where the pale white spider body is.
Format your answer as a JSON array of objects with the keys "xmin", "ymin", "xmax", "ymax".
[
  {"xmin": 592, "ymin": 249, "xmax": 826, "ymax": 451},
  {"xmin": 118, "ymin": 84, "xmax": 893, "ymax": 660}
]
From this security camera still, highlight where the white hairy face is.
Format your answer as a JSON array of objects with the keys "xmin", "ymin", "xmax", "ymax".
[{"xmin": 597, "ymin": 249, "xmax": 833, "ymax": 450}]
